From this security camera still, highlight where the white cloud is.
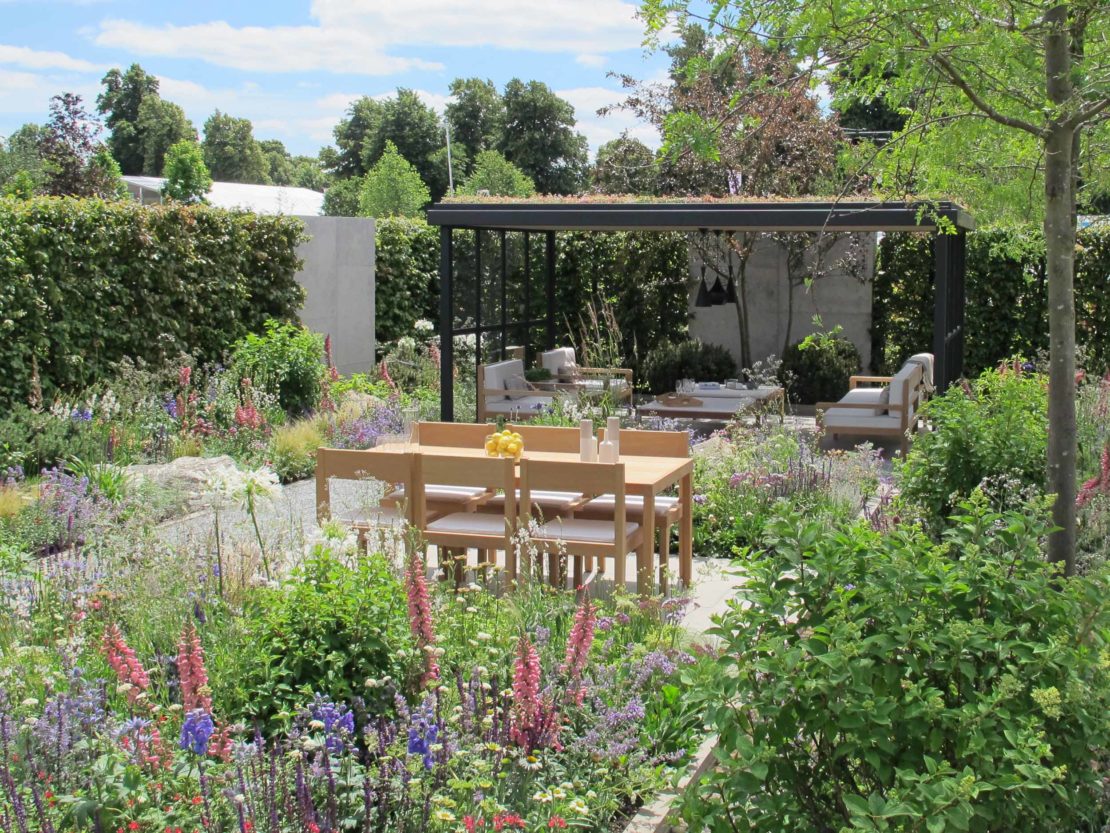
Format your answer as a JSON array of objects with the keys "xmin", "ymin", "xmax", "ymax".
[
  {"xmin": 93, "ymin": 0, "xmax": 645, "ymax": 76},
  {"xmin": 372, "ymin": 88, "xmax": 451, "ymax": 114},
  {"xmin": 0, "ymin": 44, "xmax": 100, "ymax": 72},
  {"xmin": 0, "ymin": 67, "xmax": 100, "ymax": 124},
  {"xmin": 95, "ymin": 19, "xmax": 442, "ymax": 75},
  {"xmin": 575, "ymin": 54, "xmax": 608, "ymax": 69},
  {"xmin": 556, "ymin": 85, "xmax": 659, "ymax": 157}
]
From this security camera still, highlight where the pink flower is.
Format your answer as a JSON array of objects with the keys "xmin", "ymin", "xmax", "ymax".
[
  {"xmin": 561, "ymin": 596, "xmax": 596, "ymax": 705},
  {"xmin": 179, "ymin": 366, "xmax": 192, "ymax": 389},
  {"xmin": 102, "ymin": 624, "xmax": 151, "ymax": 706},
  {"xmin": 1077, "ymin": 440, "xmax": 1110, "ymax": 509},
  {"xmin": 510, "ymin": 635, "xmax": 561, "ymax": 752},
  {"xmin": 177, "ymin": 622, "xmax": 211, "ymax": 714},
  {"xmin": 405, "ymin": 552, "xmax": 439, "ymax": 686},
  {"xmin": 380, "ymin": 360, "xmax": 397, "ymax": 392}
]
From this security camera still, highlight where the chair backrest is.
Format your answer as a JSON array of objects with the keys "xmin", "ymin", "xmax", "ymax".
[
  {"xmin": 540, "ymin": 347, "xmax": 576, "ymax": 374},
  {"xmin": 888, "ymin": 362, "xmax": 925, "ymax": 426},
  {"xmin": 421, "ymin": 453, "xmax": 517, "ymax": 531},
  {"xmin": 520, "ymin": 459, "xmax": 627, "ymax": 544},
  {"xmin": 507, "ymin": 423, "xmax": 580, "ymax": 452},
  {"xmin": 599, "ymin": 427, "xmax": 689, "ymax": 458},
  {"xmin": 416, "ymin": 421, "xmax": 491, "ymax": 448},
  {"xmin": 315, "ymin": 448, "xmax": 421, "ymax": 524},
  {"xmin": 481, "ymin": 359, "xmax": 526, "ymax": 400}
]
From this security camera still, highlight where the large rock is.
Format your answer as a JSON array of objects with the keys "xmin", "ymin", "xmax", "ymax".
[{"xmin": 127, "ymin": 455, "xmax": 241, "ymax": 511}]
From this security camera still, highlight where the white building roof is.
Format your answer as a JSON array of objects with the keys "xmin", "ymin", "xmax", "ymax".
[{"xmin": 123, "ymin": 176, "xmax": 325, "ymax": 216}]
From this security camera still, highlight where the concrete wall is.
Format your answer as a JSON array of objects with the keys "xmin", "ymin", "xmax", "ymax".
[
  {"xmin": 293, "ymin": 216, "xmax": 376, "ymax": 375},
  {"xmin": 688, "ymin": 233, "xmax": 875, "ymax": 371}
]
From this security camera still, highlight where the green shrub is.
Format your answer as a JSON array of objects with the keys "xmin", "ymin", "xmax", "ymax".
[
  {"xmin": 779, "ymin": 329, "xmax": 861, "ymax": 404},
  {"xmin": 217, "ymin": 539, "xmax": 414, "ymax": 726},
  {"xmin": 900, "ymin": 366, "xmax": 1047, "ymax": 533},
  {"xmin": 374, "ymin": 217, "xmax": 439, "ymax": 346},
  {"xmin": 229, "ymin": 319, "xmax": 324, "ymax": 415},
  {"xmin": 684, "ymin": 502, "xmax": 1110, "ymax": 833},
  {"xmin": 0, "ymin": 404, "xmax": 113, "ymax": 474},
  {"xmin": 0, "ymin": 197, "xmax": 305, "ymax": 410},
  {"xmin": 268, "ymin": 417, "xmax": 323, "ymax": 482},
  {"xmin": 641, "ymin": 339, "xmax": 738, "ymax": 394}
]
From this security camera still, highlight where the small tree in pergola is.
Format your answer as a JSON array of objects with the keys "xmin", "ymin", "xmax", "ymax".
[{"xmin": 642, "ymin": 0, "xmax": 1110, "ymax": 575}]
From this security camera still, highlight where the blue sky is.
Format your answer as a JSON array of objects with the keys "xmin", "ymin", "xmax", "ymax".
[{"xmin": 0, "ymin": 0, "xmax": 671, "ymax": 158}]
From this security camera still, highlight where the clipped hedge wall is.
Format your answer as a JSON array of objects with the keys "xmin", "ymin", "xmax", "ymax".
[
  {"xmin": 374, "ymin": 216, "xmax": 439, "ymax": 347},
  {"xmin": 873, "ymin": 226, "xmax": 1110, "ymax": 376},
  {"xmin": 0, "ymin": 197, "xmax": 305, "ymax": 409}
]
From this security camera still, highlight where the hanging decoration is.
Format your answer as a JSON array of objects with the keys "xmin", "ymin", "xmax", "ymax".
[
  {"xmin": 694, "ymin": 228, "xmax": 712, "ymax": 307},
  {"xmin": 725, "ymin": 231, "xmax": 738, "ymax": 303}
]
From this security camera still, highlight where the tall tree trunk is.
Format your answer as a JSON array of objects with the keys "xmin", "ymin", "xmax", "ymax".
[{"xmin": 1044, "ymin": 4, "xmax": 1077, "ymax": 575}]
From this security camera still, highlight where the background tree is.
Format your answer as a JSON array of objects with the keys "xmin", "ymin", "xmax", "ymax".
[
  {"xmin": 97, "ymin": 63, "xmax": 160, "ymax": 175},
  {"xmin": 322, "ymin": 176, "xmax": 364, "ymax": 216},
  {"xmin": 329, "ymin": 97, "xmax": 383, "ymax": 178},
  {"xmin": 260, "ymin": 139, "xmax": 295, "ymax": 185},
  {"xmin": 291, "ymin": 155, "xmax": 327, "ymax": 191},
  {"xmin": 457, "ymin": 150, "xmax": 535, "ymax": 197},
  {"xmin": 161, "ymin": 139, "xmax": 211, "ymax": 203},
  {"xmin": 202, "ymin": 111, "xmax": 270, "ymax": 184},
  {"xmin": 362, "ymin": 89, "xmax": 444, "ymax": 198},
  {"xmin": 593, "ymin": 134, "xmax": 658, "ymax": 194},
  {"xmin": 39, "ymin": 94, "xmax": 123, "ymax": 198},
  {"xmin": 446, "ymin": 78, "xmax": 505, "ymax": 173},
  {"xmin": 641, "ymin": 0, "xmax": 1110, "ymax": 572},
  {"xmin": 0, "ymin": 124, "xmax": 47, "ymax": 193},
  {"xmin": 499, "ymin": 79, "xmax": 589, "ymax": 194},
  {"xmin": 136, "ymin": 96, "xmax": 194, "ymax": 176},
  {"xmin": 359, "ymin": 141, "xmax": 430, "ymax": 218}
]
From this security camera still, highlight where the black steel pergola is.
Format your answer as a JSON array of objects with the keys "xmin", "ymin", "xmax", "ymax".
[{"xmin": 427, "ymin": 200, "xmax": 974, "ymax": 421}]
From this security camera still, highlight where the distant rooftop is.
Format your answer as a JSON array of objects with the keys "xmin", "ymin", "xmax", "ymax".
[{"xmin": 123, "ymin": 176, "xmax": 324, "ymax": 216}]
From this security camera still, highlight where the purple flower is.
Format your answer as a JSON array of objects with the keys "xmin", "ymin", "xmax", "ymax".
[
  {"xmin": 180, "ymin": 709, "xmax": 214, "ymax": 755},
  {"xmin": 596, "ymin": 617, "xmax": 614, "ymax": 632},
  {"xmin": 533, "ymin": 625, "xmax": 551, "ymax": 646},
  {"xmin": 693, "ymin": 494, "xmax": 708, "ymax": 505},
  {"xmin": 304, "ymin": 695, "xmax": 355, "ymax": 755},
  {"xmin": 164, "ymin": 397, "xmax": 179, "ymax": 419},
  {"xmin": 70, "ymin": 408, "xmax": 93, "ymax": 422},
  {"xmin": 406, "ymin": 696, "xmax": 439, "ymax": 770}
]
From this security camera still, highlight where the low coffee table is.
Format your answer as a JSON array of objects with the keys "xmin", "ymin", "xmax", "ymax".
[{"xmin": 638, "ymin": 385, "xmax": 785, "ymax": 423}]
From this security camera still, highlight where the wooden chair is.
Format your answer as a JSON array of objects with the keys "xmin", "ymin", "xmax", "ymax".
[
  {"xmin": 382, "ymin": 422, "xmax": 493, "ymax": 516},
  {"xmin": 539, "ymin": 347, "xmax": 634, "ymax": 405},
  {"xmin": 469, "ymin": 423, "xmax": 587, "ymax": 519},
  {"xmin": 315, "ymin": 448, "xmax": 422, "ymax": 546},
  {"xmin": 420, "ymin": 454, "xmax": 518, "ymax": 584},
  {"xmin": 817, "ymin": 361, "xmax": 926, "ymax": 457},
  {"xmin": 519, "ymin": 459, "xmax": 643, "ymax": 593},
  {"xmin": 579, "ymin": 428, "xmax": 689, "ymax": 592},
  {"xmin": 506, "ymin": 423, "xmax": 579, "ymax": 452},
  {"xmin": 477, "ymin": 360, "xmax": 558, "ymax": 422}
]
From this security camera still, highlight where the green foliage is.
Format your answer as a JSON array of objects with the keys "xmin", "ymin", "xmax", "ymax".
[
  {"xmin": 220, "ymin": 541, "xmax": 414, "ymax": 725},
  {"xmin": 268, "ymin": 417, "xmax": 323, "ymax": 482},
  {"xmin": 593, "ymin": 134, "xmax": 658, "ymax": 195},
  {"xmin": 135, "ymin": 95, "xmax": 194, "ymax": 177},
  {"xmin": 374, "ymin": 217, "xmax": 439, "ymax": 345},
  {"xmin": 161, "ymin": 140, "xmax": 211, "ymax": 203},
  {"xmin": 457, "ymin": 149, "xmax": 534, "ymax": 197},
  {"xmin": 322, "ymin": 175, "xmax": 363, "ymax": 217},
  {"xmin": 900, "ymin": 366, "xmax": 1048, "ymax": 533},
  {"xmin": 202, "ymin": 110, "xmax": 270, "ymax": 184},
  {"xmin": 641, "ymin": 339, "xmax": 737, "ymax": 394},
  {"xmin": 39, "ymin": 94, "xmax": 122, "ymax": 199},
  {"xmin": 779, "ymin": 329, "xmax": 861, "ymax": 404},
  {"xmin": 0, "ymin": 198, "xmax": 305, "ymax": 409},
  {"xmin": 359, "ymin": 141, "xmax": 430, "ymax": 218},
  {"xmin": 0, "ymin": 124, "xmax": 47, "ymax": 194},
  {"xmin": 499, "ymin": 79, "xmax": 589, "ymax": 195},
  {"xmin": 97, "ymin": 64, "xmax": 160, "ymax": 176},
  {"xmin": 684, "ymin": 502, "xmax": 1110, "ymax": 833},
  {"xmin": 0, "ymin": 405, "xmax": 115, "ymax": 474},
  {"xmin": 446, "ymin": 78, "xmax": 505, "ymax": 172},
  {"xmin": 230, "ymin": 320, "xmax": 324, "ymax": 415}
]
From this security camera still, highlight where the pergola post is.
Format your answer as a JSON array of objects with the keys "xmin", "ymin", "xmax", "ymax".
[
  {"xmin": 545, "ymin": 231, "xmax": 556, "ymax": 350},
  {"xmin": 438, "ymin": 226, "xmax": 454, "ymax": 422},
  {"xmin": 932, "ymin": 232, "xmax": 951, "ymax": 392}
]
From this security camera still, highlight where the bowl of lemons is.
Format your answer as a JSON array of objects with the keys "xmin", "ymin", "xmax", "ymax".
[{"xmin": 484, "ymin": 429, "xmax": 524, "ymax": 461}]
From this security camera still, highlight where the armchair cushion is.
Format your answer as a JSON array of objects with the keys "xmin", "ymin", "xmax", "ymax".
[
  {"xmin": 541, "ymin": 347, "xmax": 577, "ymax": 375},
  {"xmin": 504, "ymin": 373, "xmax": 532, "ymax": 400},
  {"xmin": 482, "ymin": 359, "xmax": 526, "ymax": 403}
]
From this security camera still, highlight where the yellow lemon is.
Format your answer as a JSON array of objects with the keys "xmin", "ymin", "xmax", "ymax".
[
  {"xmin": 511, "ymin": 432, "xmax": 523, "ymax": 441},
  {"xmin": 505, "ymin": 440, "xmax": 522, "ymax": 457},
  {"xmin": 484, "ymin": 439, "xmax": 499, "ymax": 456}
]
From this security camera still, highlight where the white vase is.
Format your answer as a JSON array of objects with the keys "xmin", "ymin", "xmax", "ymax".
[
  {"xmin": 579, "ymin": 419, "xmax": 597, "ymax": 462},
  {"xmin": 606, "ymin": 416, "xmax": 621, "ymax": 460}
]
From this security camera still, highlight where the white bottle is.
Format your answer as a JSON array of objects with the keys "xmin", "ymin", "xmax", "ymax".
[
  {"xmin": 606, "ymin": 416, "xmax": 621, "ymax": 460},
  {"xmin": 579, "ymin": 419, "xmax": 597, "ymax": 462}
]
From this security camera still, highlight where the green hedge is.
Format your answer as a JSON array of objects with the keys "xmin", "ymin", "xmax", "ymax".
[
  {"xmin": 0, "ymin": 197, "xmax": 305, "ymax": 409},
  {"xmin": 374, "ymin": 216, "xmax": 439, "ymax": 348},
  {"xmin": 873, "ymin": 226, "xmax": 1110, "ymax": 375}
]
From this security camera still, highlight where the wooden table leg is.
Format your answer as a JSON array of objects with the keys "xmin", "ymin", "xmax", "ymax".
[
  {"xmin": 638, "ymin": 492, "xmax": 655, "ymax": 596},
  {"xmin": 679, "ymin": 473, "xmax": 693, "ymax": 587}
]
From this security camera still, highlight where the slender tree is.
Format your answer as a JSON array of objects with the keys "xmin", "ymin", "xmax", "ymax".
[
  {"xmin": 446, "ymin": 78, "xmax": 505, "ymax": 172},
  {"xmin": 202, "ymin": 111, "xmax": 270, "ymax": 184},
  {"xmin": 39, "ymin": 94, "xmax": 123, "ymax": 198},
  {"xmin": 359, "ymin": 141, "xmax": 430, "ymax": 218},
  {"xmin": 97, "ymin": 63, "xmax": 159, "ymax": 175},
  {"xmin": 457, "ymin": 150, "xmax": 535, "ymax": 197},
  {"xmin": 162, "ymin": 140, "xmax": 212, "ymax": 203},
  {"xmin": 642, "ymin": 0, "xmax": 1110, "ymax": 572},
  {"xmin": 593, "ymin": 134, "xmax": 658, "ymax": 195}
]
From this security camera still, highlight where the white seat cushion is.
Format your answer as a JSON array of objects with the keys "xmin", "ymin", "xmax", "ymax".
[
  {"xmin": 483, "ymin": 359, "xmax": 526, "ymax": 405},
  {"xmin": 822, "ymin": 410, "xmax": 901, "ymax": 430},
  {"xmin": 484, "ymin": 395, "xmax": 552, "ymax": 415},
  {"xmin": 485, "ymin": 490, "xmax": 584, "ymax": 511},
  {"xmin": 391, "ymin": 484, "xmax": 488, "ymax": 503},
  {"xmin": 427, "ymin": 513, "xmax": 508, "ymax": 536},
  {"xmin": 336, "ymin": 507, "xmax": 406, "ymax": 528},
  {"xmin": 838, "ymin": 386, "xmax": 888, "ymax": 416},
  {"xmin": 541, "ymin": 347, "xmax": 576, "ymax": 375},
  {"xmin": 533, "ymin": 517, "xmax": 640, "ymax": 545},
  {"xmin": 581, "ymin": 494, "xmax": 679, "ymax": 520}
]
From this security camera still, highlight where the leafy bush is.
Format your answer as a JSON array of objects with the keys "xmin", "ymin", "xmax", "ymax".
[
  {"xmin": 684, "ymin": 503, "xmax": 1110, "ymax": 833},
  {"xmin": 873, "ymin": 226, "xmax": 1110, "ymax": 375},
  {"xmin": 641, "ymin": 339, "xmax": 738, "ymax": 394},
  {"xmin": 900, "ymin": 366, "xmax": 1047, "ymax": 532},
  {"xmin": 779, "ymin": 329, "xmax": 861, "ymax": 404},
  {"xmin": 268, "ymin": 417, "xmax": 323, "ymax": 482},
  {"xmin": 0, "ymin": 197, "xmax": 305, "ymax": 410},
  {"xmin": 0, "ymin": 404, "xmax": 114, "ymax": 474},
  {"xmin": 217, "ymin": 539, "xmax": 414, "ymax": 725},
  {"xmin": 230, "ymin": 319, "xmax": 324, "ymax": 415},
  {"xmin": 374, "ymin": 216, "xmax": 439, "ymax": 346}
]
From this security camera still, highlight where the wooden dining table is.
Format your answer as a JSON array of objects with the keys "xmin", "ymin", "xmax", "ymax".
[{"xmin": 369, "ymin": 441, "xmax": 695, "ymax": 593}]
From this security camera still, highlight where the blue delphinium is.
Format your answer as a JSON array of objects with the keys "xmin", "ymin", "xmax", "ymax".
[
  {"xmin": 306, "ymin": 695, "xmax": 355, "ymax": 755},
  {"xmin": 180, "ymin": 709, "xmax": 215, "ymax": 755},
  {"xmin": 406, "ymin": 696, "xmax": 438, "ymax": 770}
]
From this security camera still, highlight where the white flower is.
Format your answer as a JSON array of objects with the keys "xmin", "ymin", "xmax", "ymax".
[
  {"xmin": 532, "ymin": 790, "xmax": 553, "ymax": 803},
  {"xmin": 568, "ymin": 798, "xmax": 589, "ymax": 815}
]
